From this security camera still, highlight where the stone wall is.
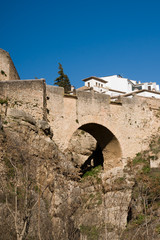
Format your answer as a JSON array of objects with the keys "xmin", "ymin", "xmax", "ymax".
[
  {"xmin": 0, "ymin": 49, "xmax": 20, "ymax": 81},
  {"xmin": 0, "ymin": 79, "xmax": 46, "ymax": 120}
]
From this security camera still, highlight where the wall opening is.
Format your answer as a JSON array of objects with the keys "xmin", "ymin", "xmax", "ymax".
[{"xmin": 68, "ymin": 123, "xmax": 122, "ymax": 176}]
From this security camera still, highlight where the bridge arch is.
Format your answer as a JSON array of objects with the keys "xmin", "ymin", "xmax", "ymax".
[{"xmin": 68, "ymin": 122, "xmax": 123, "ymax": 172}]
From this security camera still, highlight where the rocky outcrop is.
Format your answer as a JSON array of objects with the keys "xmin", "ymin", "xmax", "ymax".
[
  {"xmin": 68, "ymin": 129, "xmax": 97, "ymax": 166},
  {"xmin": 0, "ymin": 104, "xmax": 160, "ymax": 240}
]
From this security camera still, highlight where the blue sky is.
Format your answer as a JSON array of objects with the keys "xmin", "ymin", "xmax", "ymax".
[{"xmin": 1, "ymin": 0, "xmax": 160, "ymax": 88}]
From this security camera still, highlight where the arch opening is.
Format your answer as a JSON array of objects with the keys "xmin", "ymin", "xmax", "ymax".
[
  {"xmin": 68, "ymin": 123, "xmax": 122, "ymax": 177},
  {"xmin": 80, "ymin": 143, "xmax": 104, "ymax": 176},
  {"xmin": 79, "ymin": 123, "xmax": 115, "ymax": 150}
]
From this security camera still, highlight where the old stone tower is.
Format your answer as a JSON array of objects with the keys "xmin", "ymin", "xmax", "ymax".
[{"xmin": 0, "ymin": 49, "xmax": 20, "ymax": 81}]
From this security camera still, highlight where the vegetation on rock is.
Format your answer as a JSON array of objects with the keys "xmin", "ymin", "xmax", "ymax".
[{"xmin": 121, "ymin": 134, "xmax": 160, "ymax": 240}]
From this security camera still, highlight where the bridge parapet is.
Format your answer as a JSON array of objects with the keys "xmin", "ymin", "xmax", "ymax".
[
  {"xmin": 76, "ymin": 90, "xmax": 110, "ymax": 116},
  {"xmin": 46, "ymin": 85, "xmax": 160, "ymax": 111}
]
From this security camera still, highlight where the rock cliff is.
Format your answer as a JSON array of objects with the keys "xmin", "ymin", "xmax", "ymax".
[{"xmin": 0, "ymin": 103, "xmax": 160, "ymax": 240}]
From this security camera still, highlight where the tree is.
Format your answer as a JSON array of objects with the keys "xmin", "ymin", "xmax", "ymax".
[{"xmin": 54, "ymin": 63, "xmax": 71, "ymax": 93}]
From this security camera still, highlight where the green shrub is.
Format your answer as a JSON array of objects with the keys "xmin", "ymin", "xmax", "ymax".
[
  {"xmin": 82, "ymin": 165, "xmax": 102, "ymax": 178},
  {"xmin": 142, "ymin": 165, "xmax": 150, "ymax": 174},
  {"xmin": 156, "ymin": 225, "xmax": 160, "ymax": 234},
  {"xmin": 0, "ymin": 98, "xmax": 8, "ymax": 105},
  {"xmin": 132, "ymin": 152, "xmax": 147, "ymax": 165},
  {"xmin": 80, "ymin": 225, "xmax": 100, "ymax": 240},
  {"xmin": 133, "ymin": 214, "xmax": 145, "ymax": 225}
]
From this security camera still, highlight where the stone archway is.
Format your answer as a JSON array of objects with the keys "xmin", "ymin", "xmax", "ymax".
[{"xmin": 68, "ymin": 123, "xmax": 122, "ymax": 173}]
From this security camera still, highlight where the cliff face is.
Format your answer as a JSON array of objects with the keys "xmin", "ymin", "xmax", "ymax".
[{"xmin": 0, "ymin": 103, "xmax": 160, "ymax": 240}]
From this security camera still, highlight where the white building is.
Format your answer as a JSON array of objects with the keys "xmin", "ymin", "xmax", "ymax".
[
  {"xmin": 78, "ymin": 75, "xmax": 160, "ymax": 98},
  {"xmin": 120, "ymin": 89, "xmax": 160, "ymax": 99}
]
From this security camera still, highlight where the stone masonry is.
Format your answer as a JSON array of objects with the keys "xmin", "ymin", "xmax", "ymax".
[
  {"xmin": 46, "ymin": 86, "xmax": 160, "ymax": 171},
  {"xmin": 0, "ymin": 49, "xmax": 20, "ymax": 81}
]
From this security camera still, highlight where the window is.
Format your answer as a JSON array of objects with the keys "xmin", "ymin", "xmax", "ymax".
[
  {"xmin": 88, "ymin": 82, "xmax": 90, "ymax": 87},
  {"xmin": 148, "ymin": 86, "xmax": 151, "ymax": 91},
  {"xmin": 132, "ymin": 86, "xmax": 142, "ymax": 91}
]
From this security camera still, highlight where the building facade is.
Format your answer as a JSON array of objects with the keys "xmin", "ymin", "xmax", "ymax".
[{"xmin": 79, "ymin": 75, "xmax": 160, "ymax": 98}]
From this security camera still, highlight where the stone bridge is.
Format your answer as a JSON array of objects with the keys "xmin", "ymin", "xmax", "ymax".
[
  {"xmin": 0, "ymin": 79, "xmax": 160, "ymax": 171},
  {"xmin": 46, "ymin": 86, "xmax": 160, "ymax": 170}
]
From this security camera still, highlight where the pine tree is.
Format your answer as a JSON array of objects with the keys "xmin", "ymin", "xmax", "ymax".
[{"xmin": 54, "ymin": 63, "xmax": 71, "ymax": 93}]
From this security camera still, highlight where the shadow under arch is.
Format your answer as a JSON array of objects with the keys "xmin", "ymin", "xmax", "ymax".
[{"xmin": 79, "ymin": 123, "xmax": 122, "ymax": 171}]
